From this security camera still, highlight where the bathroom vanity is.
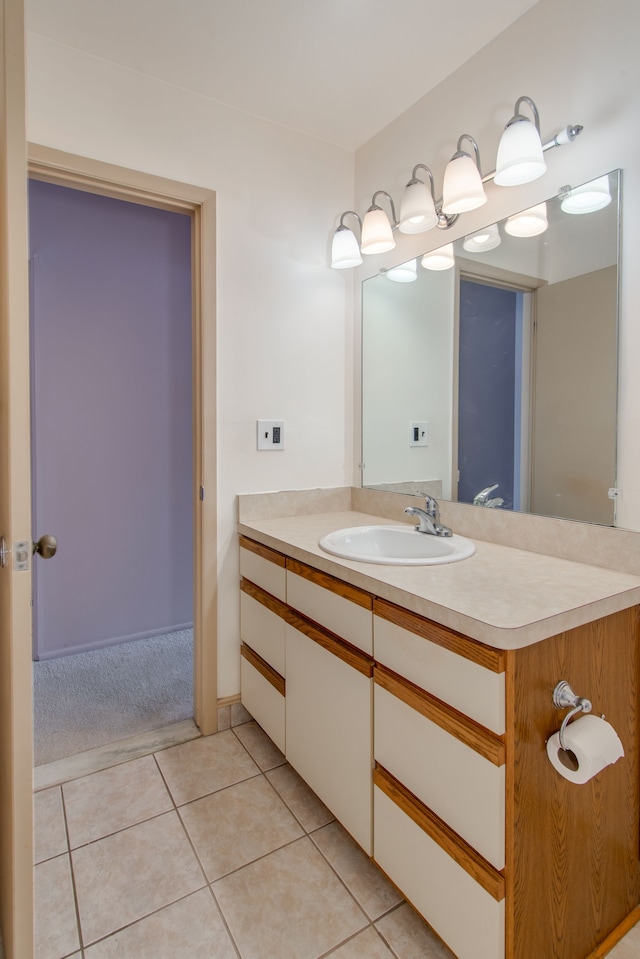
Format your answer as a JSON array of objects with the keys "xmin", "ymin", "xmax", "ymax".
[{"xmin": 237, "ymin": 490, "xmax": 640, "ymax": 959}]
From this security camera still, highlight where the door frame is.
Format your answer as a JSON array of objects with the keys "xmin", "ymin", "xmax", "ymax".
[{"xmin": 28, "ymin": 144, "xmax": 219, "ymax": 736}]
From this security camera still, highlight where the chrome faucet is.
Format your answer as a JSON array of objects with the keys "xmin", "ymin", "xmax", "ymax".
[
  {"xmin": 404, "ymin": 495, "xmax": 452, "ymax": 537},
  {"xmin": 473, "ymin": 484, "xmax": 504, "ymax": 508}
]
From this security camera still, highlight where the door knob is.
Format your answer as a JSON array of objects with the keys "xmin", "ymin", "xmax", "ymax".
[{"xmin": 33, "ymin": 534, "xmax": 57, "ymax": 559}]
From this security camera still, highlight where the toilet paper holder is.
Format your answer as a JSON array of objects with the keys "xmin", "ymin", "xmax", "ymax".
[{"xmin": 553, "ymin": 680, "xmax": 592, "ymax": 751}]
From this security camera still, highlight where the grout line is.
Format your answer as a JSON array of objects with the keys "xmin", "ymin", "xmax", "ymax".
[
  {"xmin": 315, "ymin": 923, "xmax": 382, "ymax": 959},
  {"xmin": 59, "ymin": 786, "xmax": 86, "ymax": 955},
  {"xmin": 206, "ymin": 885, "xmax": 244, "ymax": 959}
]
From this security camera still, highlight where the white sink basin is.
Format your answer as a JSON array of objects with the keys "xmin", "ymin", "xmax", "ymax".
[{"xmin": 318, "ymin": 525, "xmax": 476, "ymax": 566}]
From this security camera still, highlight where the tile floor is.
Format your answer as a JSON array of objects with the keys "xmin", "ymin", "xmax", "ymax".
[{"xmin": 33, "ymin": 712, "xmax": 640, "ymax": 959}]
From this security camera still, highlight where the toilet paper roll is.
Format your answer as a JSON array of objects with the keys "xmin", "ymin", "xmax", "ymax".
[{"xmin": 546, "ymin": 714, "xmax": 624, "ymax": 784}]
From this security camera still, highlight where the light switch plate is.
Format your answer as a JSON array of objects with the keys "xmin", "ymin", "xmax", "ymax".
[
  {"xmin": 409, "ymin": 421, "xmax": 429, "ymax": 447},
  {"xmin": 257, "ymin": 420, "xmax": 285, "ymax": 450}
]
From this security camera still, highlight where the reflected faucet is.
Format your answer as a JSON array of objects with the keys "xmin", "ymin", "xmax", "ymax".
[
  {"xmin": 404, "ymin": 495, "xmax": 453, "ymax": 537},
  {"xmin": 473, "ymin": 484, "xmax": 505, "ymax": 508}
]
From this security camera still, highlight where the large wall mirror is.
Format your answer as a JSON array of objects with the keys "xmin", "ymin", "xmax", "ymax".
[{"xmin": 362, "ymin": 170, "xmax": 620, "ymax": 526}]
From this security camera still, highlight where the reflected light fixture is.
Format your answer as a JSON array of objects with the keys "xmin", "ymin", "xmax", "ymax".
[
  {"xmin": 560, "ymin": 175, "xmax": 612, "ymax": 214},
  {"xmin": 421, "ymin": 243, "xmax": 455, "ymax": 271},
  {"xmin": 361, "ymin": 190, "xmax": 397, "ymax": 255},
  {"xmin": 399, "ymin": 164, "xmax": 438, "ymax": 234},
  {"xmin": 463, "ymin": 223, "xmax": 501, "ymax": 253},
  {"xmin": 494, "ymin": 96, "xmax": 546, "ymax": 186},
  {"xmin": 442, "ymin": 135, "xmax": 487, "ymax": 215},
  {"xmin": 330, "ymin": 211, "xmax": 363, "ymax": 269},
  {"xmin": 505, "ymin": 202, "xmax": 548, "ymax": 237},
  {"xmin": 384, "ymin": 259, "xmax": 418, "ymax": 282}
]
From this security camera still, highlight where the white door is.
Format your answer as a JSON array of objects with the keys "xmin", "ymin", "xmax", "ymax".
[{"xmin": 0, "ymin": 0, "xmax": 35, "ymax": 956}]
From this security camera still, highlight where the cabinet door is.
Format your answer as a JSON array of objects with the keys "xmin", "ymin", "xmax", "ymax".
[{"xmin": 285, "ymin": 621, "xmax": 373, "ymax": 853}]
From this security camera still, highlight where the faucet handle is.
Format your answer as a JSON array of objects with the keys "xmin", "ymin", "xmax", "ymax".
[{"xmin": 424, "ymin": 494, "xmax": 438, "ymax": 518}]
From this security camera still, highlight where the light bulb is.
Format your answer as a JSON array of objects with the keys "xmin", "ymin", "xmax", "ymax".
[
  {"xmin": 331, "ymin": 226, "xmax": 362, "ymax": 269},
  {"xmin": 399, "ymin": 180, "xmax": 438, "ymax": 234},
  {"xmin": 421, "ymin": 243, "xmax": 455, "ymax": 271},
  {"xmin": 560, "ymin": 176, "xmax": 611, "ymax": 214},
  {"xmin": 505, "ymin": 202, "xmax": 548, "ymax": 237},
  {"xmin": 494, "ymin": 117, "xmax": 546, "ymax": 186},
  {"xmin": 361, "ymin": 207, "xmax": 395, "ymax": 255}
]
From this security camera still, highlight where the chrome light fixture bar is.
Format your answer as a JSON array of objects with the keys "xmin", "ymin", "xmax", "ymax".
[{"xmin": 330, "ymin": 95, "xmax": 583, "ymax": 269}]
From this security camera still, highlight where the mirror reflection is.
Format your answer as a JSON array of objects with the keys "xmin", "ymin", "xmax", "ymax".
[{"xmin": 362, "ymin": 170, "xmax": 620, "ymax": 525}]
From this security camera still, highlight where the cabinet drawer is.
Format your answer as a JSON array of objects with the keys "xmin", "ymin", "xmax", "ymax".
[
  {"xmin": 374, "ymin": 682, "xmax": 505, "ymax": 868},
  {"xmin": 374, "ymin": 613, "xmax": 505, "ymax": 734},
  {"xmin": 239, "ymin": 539, "xmax": 286, "ymax": 601},
  {"xmin": 374, "ymin": 782, "xmax": 504, "ymax": 959},
  {"xmin": 285, "ymin": 622, "xmax": 373, "ymax": 853},
  {"xmin": 240, "ymin": 650, "xmax": 285, "ymax": 754},
  {"xmin": 286, "ymin": 563, "xmax": 373, "ymax": 655},
  {"xmin": 240, "ymin": 586, "xmax": 286, "ymax": 675}
]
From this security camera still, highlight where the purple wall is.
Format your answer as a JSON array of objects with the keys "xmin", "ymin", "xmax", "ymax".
[{"xmin": 29, "ymin": 179, "xmax": 193, "ymax": 659}]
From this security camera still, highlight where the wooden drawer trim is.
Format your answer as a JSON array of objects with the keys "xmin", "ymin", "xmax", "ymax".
[
  {"xmin": 374, "ymin": 763, "xmax": 505, "ymax": 903},
  {"xmin": 374, "ymin": 597, "xmax": 504, "ymax": 673},
  {"xmin": 239, "ymin": 535, "xmax": 286, "ymax": 568},
  {"xmin": 241, "ymin": 643, "xmax": 286, "ymax": 697},
  {"xmin": 287, "ymin": 610, "xmax": 374, "ymax": 678},
  {"xmin": 374, "ymin": 664, "xmax": 505, "ymax": 767},
  {"xmin": 287, "ymin": 558, "xmax": 373, "ymax": 611},
  {"xmin": 240, "ymin": 577, "xmax": 289, "ymax": 621}
]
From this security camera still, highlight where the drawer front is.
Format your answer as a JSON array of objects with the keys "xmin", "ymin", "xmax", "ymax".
[
  {"xmin": 287, "ymin": 570, "xmax": 373, "ymax": 655},
  {"xmin": 375, "ymin": 684, "xmax": 505, "ymax": 868},
  {"xmin": 240, "ymin": 546, "xmax": 286, "ymax": 602},
  {"xmin": 285, "ymin": 623, "xmax": 373, "ymax": 853},
  {"xmin": 240, "ymin": 655, "xmax": 285, "ymax": 754},
  {"xmin": 374, "ymin": 615, "xmax": 505, "ymax": 734},
  {"xmin": 240, "ymin": 591, "xmax": 286, "ymax": 675},
  {"xmin": 374, "ymin": 786, "xmax": 504, "ymax": 959}
]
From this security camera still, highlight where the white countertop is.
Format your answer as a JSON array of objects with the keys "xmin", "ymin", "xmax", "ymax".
[{"xmin": 238, "ymin": 509, "xmax": 640, "ymax": 650}]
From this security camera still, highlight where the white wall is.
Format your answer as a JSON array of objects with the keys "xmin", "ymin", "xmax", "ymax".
[
  {"xmin": 355, "ymin": 0, "xmax": 640, "ymax": 531},
  {"xmin": 362, "ymin": 267, "xmax": 454, "ymax": 491},
  {"xmin": 26, "ymin": 34, "xmax": 355, "ymax": 696}
]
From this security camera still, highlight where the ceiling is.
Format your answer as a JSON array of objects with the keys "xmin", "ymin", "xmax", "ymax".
[{"xmin": 25, "ymin": 0, "xmax": 541, "ymax": 151}]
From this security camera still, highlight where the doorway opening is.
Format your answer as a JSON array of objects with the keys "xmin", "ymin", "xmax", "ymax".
[
  {"xmin": 455, "ymin": 275, "xmax": 533, "ymax": 512},
  {"xmin": 30, "ymin": 179, "xmax": 194, "ymax": 763},
  {"xmin": 28, "ymin": 145, "xmax": 218, "ymax": 771}
]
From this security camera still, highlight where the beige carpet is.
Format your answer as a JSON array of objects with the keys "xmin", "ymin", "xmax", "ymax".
[{"xmin": 33, "ymin": 629, "xmax": 193, "ymax": 765}]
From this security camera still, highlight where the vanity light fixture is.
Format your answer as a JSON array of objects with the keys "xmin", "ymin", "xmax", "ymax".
[
  {"xmin": 462, "ymin": 222, "xmax": 501, "ymax": 253},
  {"xmin": 361, "ymin": 191, "xmax": 397, "ymax": 255},
  {"xmin": 399, "ymin": 164, "xmax": 439, "ymax": 234},
  {"xmin": 421, "ymin": 243, "xmax": 455, "ymax": 271},
  {"xmin": 494, "ymin": 96, "xmax": 546, "ymax": 186},
  {"xmin": 330, "ymin": 211, "xmax": 363, "ymax": 269},
  {"xmin": 442, "ymin": 135, "xmax": 487, "ymax": 215},
  {"xmin": 384, "ymin": 259, "xmax": 418, "ymax": 282},
  {"xmin": 505, "ymin": 201, "xmax": 548, "ymax": 237},
  {"xmin": 329, "ymin": 95, "xmax": 583, "ymax": 269},
  {"xmin": 560, "ymin": 175, "xmax": 612, "ymax": 214}
]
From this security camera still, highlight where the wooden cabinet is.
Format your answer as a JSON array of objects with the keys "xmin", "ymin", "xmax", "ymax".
[{"xmin": 238, "ymin": 534, "xmax": 640, "ymax": 959}]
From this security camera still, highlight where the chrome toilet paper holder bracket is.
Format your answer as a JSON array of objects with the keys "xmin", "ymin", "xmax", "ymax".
[{"xmin": 553, "ymin": 680, "xmax": 592, "ymax": 751}]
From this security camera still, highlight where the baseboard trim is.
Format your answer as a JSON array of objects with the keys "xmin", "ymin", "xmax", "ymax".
[{"xmin": 34, "ymin": 623, "xmax": 194, "ymax": 661}]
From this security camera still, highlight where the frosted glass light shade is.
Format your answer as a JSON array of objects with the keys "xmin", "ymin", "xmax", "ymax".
[
  {"xmin": 560, "ymin": 176, "xmax": 611, "ymax": 214},
  {"xmin": 331, "ymin": 226, "xmax": 362, "ymax": 268},
  {"xmin": 494, "ymin": 118, "xmax": 547, "ymax": 186},
  {"xmin": 463, "ymin": 223, "xmax": 501, "ymax": 253},
  {"xmin": 442, "ymin": 155, "xmax": 487, "ymax": 214},
  {"xmin": 399, "ymin": 181, "xmax": 438, "ymax": 234},
  {"xmin": 361, "ymin": 207, "xmax": 395, "ymax": 254},
  {"xmin": 505, "ymin": 202, "xmax": 548, "ymax": 237},
  {"xmin": 386, "ymin": 259, "xmax": 417, "ymax": 283},
  {"xmin": 421, "ymin": 243, "xmax": 455, "ymax": 271}
]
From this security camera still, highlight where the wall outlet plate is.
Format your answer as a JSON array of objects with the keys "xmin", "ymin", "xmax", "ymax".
[
  {"xmin": 409, "ymin": 421, "xmax": 428, "ymax": 447},
  {"xmin": 257, "ymin": 420, "xmax": 285, "ymax": 450}
]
